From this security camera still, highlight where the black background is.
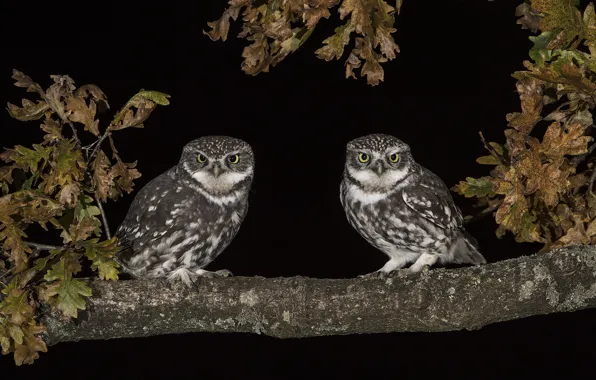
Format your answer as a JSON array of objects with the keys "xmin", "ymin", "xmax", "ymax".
[{"xmin": 2, "ymin": 0, "xmax": 595, "ymax": 378}]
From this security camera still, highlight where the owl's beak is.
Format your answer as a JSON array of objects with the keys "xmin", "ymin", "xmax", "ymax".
[
  {"xmin": 210, "ymin": 164, "xmax": 222, "ymax": 178},
  {"xmin": 372, "ymin": 161, "xmax": 384, "ymax": 176}
]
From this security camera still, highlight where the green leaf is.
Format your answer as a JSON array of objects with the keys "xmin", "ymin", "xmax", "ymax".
[
  {"xmin": 52, "ymin": 279, "xmax": 92, "ymax": 318},
  {"xmin": 32, "ymin": 249, "xmax": 62, "ymax": 272},
  {"xmin": 0, "ymin": 332, "xmax": 10, "ymax": 354},
  {"xmin": 109, "ymin": 90, "xmax": 171, "ymax": 130},
  {"xmin": 93, "ymin": 259, "xmax": 119, "ymax": 281},
  {"xmin": 43, "ymin": 251, "xmax": 82, "ymax": 282},
  {"xmin": 10, "ymin": 144, "xmax": 51, "ymax": 173},
  {"xmin": 476, "ymin": 155, "xmax": 501, "ymax": 165},
  {"xmin": 41, "ymin": 251, "xmax": 91, "ymax": 318},
  {"xmin": 136, "ymin": 90, "xmax": 171, "ymax": 106},
  {"xmin": 452, "ymin": 177, "xmax": 496, "ymax": 198},
  {"xmin": 528, "ymin": 30, "xmax": 557, "ymax": 66},
  {"xmin": 81, "ymin": 237, "xmax": 120, "ymax": 280},
  {"xmin": 74, "ymin": 202, "xmax": 101, "ymax": 222},
  {"xmin": 315, "ymin": 23, "xmax": 354, "ymax": 61},
  {"xmin": 489, "ymin": 142, "xmax": 505, "ymax": 156},
  {"xmin": 8, "ymin": 325, "xmax": 24, "ymax": 345},
  {"xmin": 529, "ymin": 0, "xmax": 583, "ymax": 49},
  {"xmin": 0, "ymin": 279, "xmax": 34, "ymax": 326}
]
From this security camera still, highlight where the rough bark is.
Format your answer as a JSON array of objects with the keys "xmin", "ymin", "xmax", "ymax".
[{"xmin": 42, "ymin": 245, "xmax": 596, "ymax": 346}]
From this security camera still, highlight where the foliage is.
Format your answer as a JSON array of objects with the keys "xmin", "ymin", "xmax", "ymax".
[
  {"xmin": 204, "ymin": 0, "xmax": 403, "ymax": 86},
  {"xmin": 0, "ymin": 70, "xmax": 170, "ymax": 365},
  {"xmin": 453, "ymin": 0, "xmax": 596, "ymax": 251}
]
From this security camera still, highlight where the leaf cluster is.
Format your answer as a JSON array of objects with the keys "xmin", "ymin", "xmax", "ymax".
[
  {"xmin": 1, "ymin": 70, "xmax": 170, "ymax": 365},
  {"xmin": 204, "ymin": 0, "xmax": 403, "ymax": 86},
  {"xmin": 453, "ymin": 0, "xmax": 596, "ymax": 251}
]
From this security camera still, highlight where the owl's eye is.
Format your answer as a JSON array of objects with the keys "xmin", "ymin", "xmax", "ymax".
[
  {"xmin": 228, "ymin": 154, "xmax": 239, "ymax": 164},
  {"xmin": 358, "ymin": 153, "xmax": 369, "ymax": 163},
  {"xmin": 389, "ymin": 153, "xmax": 399, "ymax": 163},
  {"xmin": 197, "ymin": 154, "xmax": 207, "ymax": 163}
]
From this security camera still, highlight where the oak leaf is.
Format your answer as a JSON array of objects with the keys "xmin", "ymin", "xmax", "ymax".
[
  {"xmin": 41, "ymin": 250, "xmax": 91, "ymax": 319},
  {"xmin": 81, "ymin": 237, "xmax": 120, "ymax": 280},
  {"xmin": 109, "ymin": 91, "xmax": 170, "ymax": 131},
  {"xmin": 452, "ymin": 177, "xmax": 496, "ymax": 198},
  {"xmin": 92, "ymin": 150, "xmax": 114, "ymax": 203},
  {"xmin": 315, "ymin": 23, "xmax": 354, "ymax": 61},
  {"xmin": 530, "ymin": 122, "xmax": 592, "ymax": 158},
  {"xmin": 65, "ymin": 95, "xmax": 100, "ymax": 137},
  {"xmin": 529, "ymin": 0, "xmax": 583, "ymax": 49},
  {"xmin": 505, "ymin": 77, "xmax": 544, "ymax": 134},
  {"xmin": 6, "ymin": 99, "xmax": 50, "ymax": 121}
]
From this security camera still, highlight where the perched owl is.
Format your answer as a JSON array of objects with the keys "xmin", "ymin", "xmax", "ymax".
[
  {"xmin": 114, "ymin": 136, "xmax": 254, "ymax": 288},
  {"xmin": 340, "ymin": 133, "xmax": 486, "ymax": 277}
]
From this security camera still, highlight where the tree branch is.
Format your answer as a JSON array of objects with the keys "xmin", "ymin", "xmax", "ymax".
[{"xmin": 41, "ymin": 245, "xmax": 596, "ymax": 346}]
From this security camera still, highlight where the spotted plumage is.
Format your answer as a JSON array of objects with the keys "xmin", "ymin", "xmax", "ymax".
[
  {"xmin": 340, "ymin": 133, "xmax": 486, "ymax": 277},
  {"xmin": 115, "ymin": 136, "xmax": 254, "ymax": 288}
]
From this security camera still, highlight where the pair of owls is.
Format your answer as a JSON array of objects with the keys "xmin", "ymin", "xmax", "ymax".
[{"xmin": 115, "ymin": 134, "xmax": 486, "ymax": 288}]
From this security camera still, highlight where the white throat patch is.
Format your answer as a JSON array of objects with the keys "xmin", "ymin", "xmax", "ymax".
[
  {"xmin": 347, "ymin": 166, "xmax": 409, "ymax": 190},
  {"xmin": 191, "ymin": 170, "xmax": 251, "ymax": 193}
]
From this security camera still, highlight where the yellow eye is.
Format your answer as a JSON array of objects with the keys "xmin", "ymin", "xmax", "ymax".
[
  {"xmin": 197, "ymin": 154, "xmax": 207, "ymax": 163},
  {"xmin": 358, "ymin": 153, "xmax": 369, "ymax": 163},
  {"xmin": 228, "ymin": 154, "xmax": 239, "ymax": 164},
  {"xmin": 389, "ymin": 153, "xmax": 399, "ymax": 163}
]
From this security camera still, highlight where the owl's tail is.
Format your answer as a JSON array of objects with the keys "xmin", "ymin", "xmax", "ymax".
[{"xmin": 451, "ymin": 229, "xmax": 487, "ymax": 266}]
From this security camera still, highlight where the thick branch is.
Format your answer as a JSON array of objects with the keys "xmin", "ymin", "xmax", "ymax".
[{"xmin": 42, "ymin": 245, "xmax": 596, "ymax": 346}]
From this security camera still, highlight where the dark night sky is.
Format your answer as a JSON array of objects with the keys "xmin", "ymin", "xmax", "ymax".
[{"xmin": 2, "ymin": 0, "xmax": 596, "ymax": 378}]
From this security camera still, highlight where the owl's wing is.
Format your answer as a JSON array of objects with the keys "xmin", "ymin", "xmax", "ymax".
[
  {"xmin": 401, "ymin": 172, "xmax": 463, "ymax": 230},
  {"xmin": 115, "ymin": 168, "xmax": 185, "ymax": 252}
]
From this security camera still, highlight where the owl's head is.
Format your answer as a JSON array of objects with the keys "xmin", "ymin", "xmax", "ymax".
[
  {"xmin": 179, "ymin": 136, "xmax": 254, "ymax": 199},
  {"xmin": 344, "ymin": 133, "xmax": 415, "ymax": 193}
]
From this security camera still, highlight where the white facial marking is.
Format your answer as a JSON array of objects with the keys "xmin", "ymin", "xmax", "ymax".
[{"xmin": 191, "ymin": 170, "xmax": 251, "ymax": 193}]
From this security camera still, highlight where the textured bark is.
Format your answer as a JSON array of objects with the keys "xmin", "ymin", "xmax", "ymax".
[{"xmin": 42, "ymin": 245, "xmax": 596, "ymax": 346}]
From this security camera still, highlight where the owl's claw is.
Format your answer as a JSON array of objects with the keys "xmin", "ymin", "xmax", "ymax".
[
  {"xmin": 195, "ymin": 268, "xmax": 233, "ymax": 278},
  {"xmin": 213, "ymin": 269, "xmax": 233, "ymax": 278},
  {"xmin": 358, "ymin": 270, "xmax": 388, "ymax": 279}
]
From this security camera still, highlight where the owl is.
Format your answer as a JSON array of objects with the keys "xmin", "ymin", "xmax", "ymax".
[
  {"xmin": 114, "ymin": 135, "xmax": 255, "ymax": 288},
  {"xmin": 340, "ymin": 133, "xmax": 486, "ymax": 277}
]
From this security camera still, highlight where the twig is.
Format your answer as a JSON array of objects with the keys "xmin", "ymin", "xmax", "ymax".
[
  {"xmin": 464, "ymin": 200, "xmax": 502, "ymax": 225},
  {"xmin": 589, "ymin": 167, "xmax": 596, "ymax": 197},
  {"xmin": 479, "ymin": 131, "xmax": 508, "ymax": 165},
  {"xmin": 95, "ymin": 193, "xmax": 111, "ymax": 239},
  {"xmin": 86, "ymin": 130, "xmax": 111, "ymax": 166},
  {"xmin": 67, "ymin": 121, "xmax": 79, "ymax": 144},
  {"xmin": 24, "ymin": 242, "xmax": 62, "ymax": 251},
  {"xmin": 0, "ymin": 267, "xmax": 13, "ymax": 283}
]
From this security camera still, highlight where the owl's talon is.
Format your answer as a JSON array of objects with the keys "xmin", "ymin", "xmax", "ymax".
[
  {"xmin": 214, "ymin": 269, "xmax": 233, "ymax": 277},
  {"xmin": 195, "ymin": 268, "xmax": 233, "ymax": 278},
  {"xmin": 358, "ymin": 270, "xmax": 387, "ymax": 279}
]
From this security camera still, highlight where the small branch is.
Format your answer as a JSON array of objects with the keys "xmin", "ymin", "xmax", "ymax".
[
  {"xmin": 0, "ymin": 267, "xmax": 13, "ymax": 283},
  {"xmin": 589, "ymin": 167, "xmax": 596, "ymax": 196},
  {"xmin": 86, "ymin": 130, "xmax": 111, "ymax": 167},
  {"xmin": 464, "ymin": 200, "xmax": 502, "ymax": 225},
  {"xmin": 479, "ymin": 131, "xmax": 508, "ymax": 165},
  {"xmin": 95, "ymin": 194, "xmax": 111, "ymax": 239},
  {"xmin": 67, "ymin": 121, "xmax": 79, "ymax": 144},
  {"xmin": 24, "ymin": 242, "xmax": 62, "ymax": 251},
  {"xmin": 41, "ymin": 244, "xmax": 596, "ymax": 346}
]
